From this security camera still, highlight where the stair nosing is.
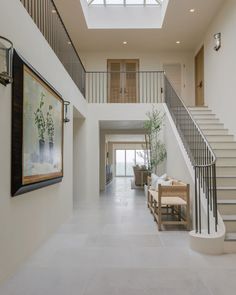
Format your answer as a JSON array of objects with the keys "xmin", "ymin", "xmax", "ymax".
[
  {"xmin": 216, "ymin": 165, "xmax": 236, "ymax": 168},
  {"xmin": 218, "ymin": 200, "xmax": 236, "ymax": 204},
  {"xmin": 216, "ymin": 175, "xmax": 236, "ymax": 178},
  {"xmin": 222, "ymin": 215, "xmax": 236, "ymax": 221},
  {"xmin": 198, "ymin": 123, "xmax": 223, "ymax": 125},
  {"xmin": 217, "ymin": 186, "xmax": 236, "ymax": 189},
  {"xmin": 215, "ymin": 156, "xmax": 236, "ymax": 159}
]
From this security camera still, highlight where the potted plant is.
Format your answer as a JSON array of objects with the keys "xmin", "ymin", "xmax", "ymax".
[
  {"xmin": 46, "ymin": 105, "xmax": 55, "ymax": 164},
  {"xmin": 144, "ymin": 107, "xmax": 167, "ymax": 174},
  {"xmin": 34, "ymin": 93, "xmax": 46, "ymax": 163}
]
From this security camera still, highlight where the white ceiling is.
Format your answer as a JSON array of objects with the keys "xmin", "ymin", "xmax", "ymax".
[
  {"xmin": 54, "ymin": 0, "xmax": 223, "ymax": 53},
  {"xmin": 100, "ymin": 120, "xmax": 145, "ymax": 129},
  {"xmin": 106, "ymin": 134, "xmax": 145, "ymax": 142}
]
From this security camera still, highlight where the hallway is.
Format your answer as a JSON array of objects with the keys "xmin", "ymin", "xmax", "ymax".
[{"xmin": 1, "ymin": 178, "xmax": 236, "ymax": 295}]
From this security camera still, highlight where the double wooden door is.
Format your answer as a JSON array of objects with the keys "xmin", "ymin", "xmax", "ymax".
[{"xmin": 108, "ymin": 59, "xmax": 139, "ymax": 103}]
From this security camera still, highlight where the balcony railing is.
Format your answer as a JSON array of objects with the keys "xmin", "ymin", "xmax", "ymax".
[
  {"xmin": 19, "ymin": 1, "xmax": 163, "ymax": 103},
  {"xmin": 86, "ymin": 71, "xmax": 164, "ymax": 103},
  {"xmin": 20, "ymin": 0, "xmax": 86, "ymax": 96}
]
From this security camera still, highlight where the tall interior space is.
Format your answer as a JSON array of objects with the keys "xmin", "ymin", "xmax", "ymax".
[{"xmin": 1, "ymin": 0, "xmax": 236, "ymax": 294}]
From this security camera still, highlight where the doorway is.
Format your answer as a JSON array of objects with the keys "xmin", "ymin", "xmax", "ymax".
[
  {"xmin": 115, "ymin": 149, "xmax": 149, "ymax": 177},
  {"xmin": 195, "ymin": 46, "xmax": 204, "ymax": 106},
  {"xmin": 107, "ymin": 59, "xmax": 139, "ymax": 103}
]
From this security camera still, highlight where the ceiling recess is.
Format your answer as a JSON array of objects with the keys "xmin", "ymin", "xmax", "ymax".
[{"xmin": 88, "ymin": 0, "xmax": 163, "ymax": 6}]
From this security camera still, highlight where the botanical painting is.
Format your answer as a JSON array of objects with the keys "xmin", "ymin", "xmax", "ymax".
[
  {"xmin": 11, "ymin": 52, "xmax": 63, "ymax": 196},
  {"xmin": 23, "ymin": 66, "xmax": 63, "ymax": 185}
]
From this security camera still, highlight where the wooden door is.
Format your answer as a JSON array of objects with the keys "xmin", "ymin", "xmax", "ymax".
[
  {"xmin": 124, "ymin": 60, "xmax": 139, "ymax": 103},
  {"xmin": 108, "ymin": 61, "xmax": 122, "ymax": 103},
  {"xmin": 108, "ymin": 59, "xmax": 139, "ymax": 103},
  {"xmin": 195, "ymin": 47, "xmax": 204, "ymax": 106}
]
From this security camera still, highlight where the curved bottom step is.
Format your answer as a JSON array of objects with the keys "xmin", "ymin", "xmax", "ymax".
[{"xmin": 190, "ymin": 230, "xmax": 225, "ymax": 254}]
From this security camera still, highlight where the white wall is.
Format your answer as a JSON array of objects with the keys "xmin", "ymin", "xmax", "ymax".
[
  {"xmin": 81, "ymin": 51, "xmax": 195, "ymax": 106},
  {"xmin": 0, "ymin": 0, "xmax": 87, "ymax": 283},
  {"xmin": 203, "ymin": 0, "xmax": 236, "ymax": 137},
  {"xmin": 163, "ymin": 106, "xmax": 195, "ymax": 228},
  {"xmin": 87, "ymin": 104, "xmax": 165, "ymax": 194}
]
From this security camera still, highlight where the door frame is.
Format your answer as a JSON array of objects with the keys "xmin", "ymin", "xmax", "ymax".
[
  {"xmin": 195, "ymin": 46, "xmax": 204, "ymax": 106},
  {"xmin": 107, "ymin": 59, "xmax": 139, "ymax": 103}
]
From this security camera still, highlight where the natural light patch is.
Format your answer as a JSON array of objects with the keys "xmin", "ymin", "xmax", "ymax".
[
  {"xmin": 88, "ymin": 0, "xmax": 163, "ymax": 6},
  {"xmin": 80, "ymin": 0, "xmax": 168, "ymax": 29}
]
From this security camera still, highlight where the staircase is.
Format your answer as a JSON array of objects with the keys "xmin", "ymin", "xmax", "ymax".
[{"xmin": 189, "ymin": 106, "xmax": 236, "ymax": 251}]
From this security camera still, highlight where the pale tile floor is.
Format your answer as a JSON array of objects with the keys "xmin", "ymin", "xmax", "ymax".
[{"xmin": 1, "ymin": 177, "xmax": 236, "ymax": 294}]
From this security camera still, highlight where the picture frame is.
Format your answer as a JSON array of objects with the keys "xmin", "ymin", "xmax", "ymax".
[{"xmin": 11, "ymin": 51, "xmax": 64, "ymax": 196}]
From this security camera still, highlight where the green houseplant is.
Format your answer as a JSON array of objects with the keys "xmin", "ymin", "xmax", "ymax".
[
  {"xmin": 46, "ymin": 105, "xmax": 55, "ymax": 164},
  {"xmin": 34, "ymin": 93, "xmax": 46, "ymax": 163},
  {"xmin": 144, "ymin": 107, "xmax": 167, "ymax": 174}
]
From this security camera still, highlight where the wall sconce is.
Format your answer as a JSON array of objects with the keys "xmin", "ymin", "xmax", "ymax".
[
  {"xmin": 63, "ymin": 100, "xmax": 70, "ymax": 123},
  {"xmin": 0, "ymin": 36, "xmax": 13, "ymax": 86},
  {"xmin": 214, "ymin": 33, "xmax": 221, "ymax": 51}
]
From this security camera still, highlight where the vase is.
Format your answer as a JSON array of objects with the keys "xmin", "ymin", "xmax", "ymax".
[
  {"xmin": 39, "ymin": 139, "xmax": 45, "ymax": 163},
  {"xmin": 49, "ymin": 141, "xmax": 54, "ymax": 164}
]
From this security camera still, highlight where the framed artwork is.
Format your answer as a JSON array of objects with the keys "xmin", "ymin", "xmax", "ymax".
[{"xmin": 11, "ymin": 51, "xmax": 64, "ymax": 196}]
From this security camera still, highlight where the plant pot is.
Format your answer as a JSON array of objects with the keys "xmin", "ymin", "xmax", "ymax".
[
  {"xmin": 39, "ymin": 139, "xmax": 45, "ymax": 163},
  {"xmin": 49, "ymin": 141, "xmax": 54, "ymax": 164}
]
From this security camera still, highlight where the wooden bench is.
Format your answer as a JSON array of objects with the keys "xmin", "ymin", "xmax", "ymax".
[{"xmin": 147, "ymin": 177, "xmax": 190, "ymax": 231}]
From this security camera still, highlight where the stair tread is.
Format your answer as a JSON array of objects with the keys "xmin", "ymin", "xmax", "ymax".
[
  {"xmin": 225, "ymin": 232, "xmax": 236, "ymax": 241},
  {"xmin": 209, "ymin": 141, "xmax": 236, "ymax": 143},
  {"xmin": 196, "ymin": 156, "xmax": 236, "ymax": 158},
  {"xmin": 218, "ymin": 200, "xmax": 236, "ymax": 205},
  {"xmin": 216, "ymin": 156, "xmax": 236, "ymax": 158},
  {"xmin": 206, "ymin": 135, "xmax": 233, "ymax": 137},
  {"xmin": 214, "ymin": 148, "xmax": 236, "ymax": 150},
  {"xmin": 189, "ymin": 107, "xmax": 210, "ymax": 109},
  {"xmin": 191, "ymin": 148, "xmax": 236, "ymax": 150},
  {"xmin": 201, "ymin": 129, "xmax": 228, "ymax": 132},
  {"xmin": 214, "ymin": 147, "xmax": 236, "ymax": 150},
  {"xmin": 216, "ymin": 165, "xmax": 236, "ymax": 168},
  {"xmin": 191, "ymin": 114, "xmax": 213, "ymax": 116},
  {"xmin": 217, "ymin": 186, "xmax": 236, "ymax": 190},
  {"xmin": 198, "ymin": 123, "xmax": 223, "ymax": 125},
  {"xmin": 217, "ymin": 175, "xmax": 236, "ymax": 178},
  {"xmin": 222, "ymin": 215, "xmax": 236, "ymax": 221}
]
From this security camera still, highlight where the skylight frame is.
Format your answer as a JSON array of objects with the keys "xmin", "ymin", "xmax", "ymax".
[{"xmin": 88, "ymin": 0, "xmax": 163, "ymax": 6}]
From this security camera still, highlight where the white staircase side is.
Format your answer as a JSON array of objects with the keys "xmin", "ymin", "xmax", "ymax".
[
  {"xmin": 189, "ymin": 106, "xmax": 236, "ymax": 253},
  {"xmin": 164, "ymin": 104, "xmax": 225, "ymax": 255}
]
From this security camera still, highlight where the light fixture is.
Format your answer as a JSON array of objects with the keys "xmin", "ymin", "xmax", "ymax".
[
  {"xmin": 0, "ymin": 36, "xmax": 13, "ymax": 86},
  {"xmin": 52, "ymin": 9, "xmax": 57, "ymax": 13},
  {"xmin": 123, "ymin": 41, "xmax": 128, "ymax": 45},
  {"xmin": 176, "ymin": 41, "xmax": 181, "ymax": 44},
  {"xmin": 63, "ymin": 101, "xmax": 70, "ymax": 123},
  {"xmin": 214, "ymin": 33, "xmax": 221, "ymax": 51},
  {"xmin": 189, "ymin": 8, "xmax": 195, "ymax": 13},
  {"xmin": 68, "ymin": 41, "xmax": 72, "ymax": 45}
]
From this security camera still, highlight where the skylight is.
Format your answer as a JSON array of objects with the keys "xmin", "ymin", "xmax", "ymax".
[{"xmin": 88, "ymin": 0, "xmax": 163, "ymax": 6}]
